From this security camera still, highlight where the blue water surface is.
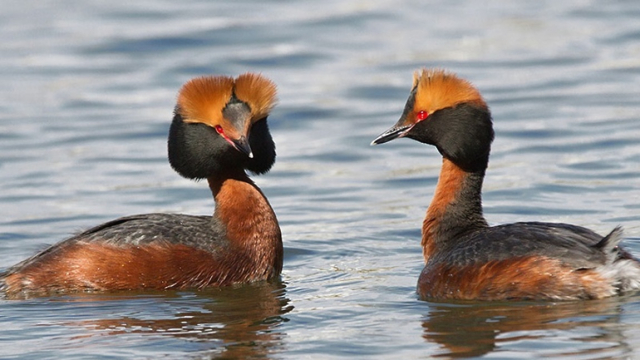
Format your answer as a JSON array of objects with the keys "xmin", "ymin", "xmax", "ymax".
[{"xmin": 2, "ymin": 0, "xmax": 640, "ymax": 358}]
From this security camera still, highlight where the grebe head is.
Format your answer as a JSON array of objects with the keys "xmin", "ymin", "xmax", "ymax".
[
  {"xmin": 168, "ymin": 73, "xmax": 278, "ymax": 179},
  {"xmin": 372, "ymin": 69, "xmax": 494, "ymax": 172}
]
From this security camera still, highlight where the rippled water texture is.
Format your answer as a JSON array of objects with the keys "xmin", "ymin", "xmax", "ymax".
[{"xmin": 2, "ymin": 1, "xmax": 640, "ymax": 358}]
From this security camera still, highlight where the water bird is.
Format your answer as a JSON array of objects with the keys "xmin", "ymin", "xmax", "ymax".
[
  {"xmin": 372, "ymin": 69, "xmax": 640, "ymax": 301},
  {"xmin": 1, "ymin": 73, "xmax": 282, "ymax": 298}
]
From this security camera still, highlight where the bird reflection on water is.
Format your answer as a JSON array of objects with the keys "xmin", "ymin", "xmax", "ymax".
[
  {"xmin": 421, "ymin": 296, "xmax": 631, "ymax": 358},
  {"xmin": 62, "ymin": 281, "xmax": 292, "ymax": 359}
]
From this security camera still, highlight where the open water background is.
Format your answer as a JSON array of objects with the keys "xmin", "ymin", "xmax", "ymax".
[{"xmin": 2, "ymin": 0, "xmax": 640, "ymax": 358}]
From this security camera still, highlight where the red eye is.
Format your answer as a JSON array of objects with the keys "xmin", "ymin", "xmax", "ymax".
[
  {"xmin": 214, "ymin": 125, "xmax": 224, "ymax": 134},
  {"xmin": 416, "ymin": 110, "xmax": 428, "ymax": 121}
]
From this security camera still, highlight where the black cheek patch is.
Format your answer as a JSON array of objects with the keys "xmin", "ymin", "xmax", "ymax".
[
  {"xmin": 246, "ymin": 118, "xmax": 276, "ymax": 175},
  {"xmin": 168, "ymin": 110, "xmax": 277, "ymax": 179},
  {"xmin": 409, "ymin": 103, "xmax": 494, "ymax": 173}
]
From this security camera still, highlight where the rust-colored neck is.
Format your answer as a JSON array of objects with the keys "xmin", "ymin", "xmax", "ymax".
[
  {"xmin": 208, "ymin": 170, "xmax": 283, "ymax": 277},
  {"xmin": 422, "ymin": 158, "xmax": 487, "ymax": 262}
]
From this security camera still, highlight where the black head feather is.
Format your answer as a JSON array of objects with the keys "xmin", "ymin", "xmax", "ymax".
[
  {"xmin": 168, "ymin": 108, "xmax": 276, "ymax": 180},
  {"xmin": 407, "ymin": 103, "xmax": 494, "ymax": 173}
]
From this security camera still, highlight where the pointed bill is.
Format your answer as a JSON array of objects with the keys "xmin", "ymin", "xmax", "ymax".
[
  {"xmin": 370, "ymin": 124, "xmax": 413, "ymax": 145},
  {"xmin": 232, "ymin": 136, "xmax": 254, "ymax": 158}
]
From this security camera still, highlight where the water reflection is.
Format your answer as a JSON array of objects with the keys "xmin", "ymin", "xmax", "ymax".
[
  {"xmin": 63, "ymin": 281, "xmax": 292, "ymax": 358},
  {"xmin": 422, "ymin": 296, "xmax": 632, "ymax": 358}
]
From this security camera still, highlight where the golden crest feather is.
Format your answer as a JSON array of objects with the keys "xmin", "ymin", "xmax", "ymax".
[
  {"xmin": 176, "ymin": 73, "xmax": 277, "ymax": 128},
  {"xmin": 234, "ymin": 73, "xmax": 278, "ymax": 122},
  {"xmin": 177, "ymin": 76, "xmax": 235, "ymax": 126},
  {"xmin": 411, "ymin": 69, "xmax": 486, "ymax": 116}
]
